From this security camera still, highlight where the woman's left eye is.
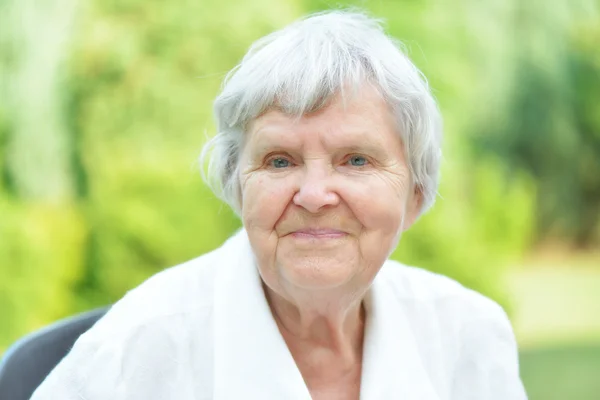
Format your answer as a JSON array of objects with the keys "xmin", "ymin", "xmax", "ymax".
[
  {"xmin": 269, "ymin": 157, "xmax": 291, "ymax": 168},
  {"xmin": 347, "ymin": 155, "xmax": 368, "ymax": 167}
]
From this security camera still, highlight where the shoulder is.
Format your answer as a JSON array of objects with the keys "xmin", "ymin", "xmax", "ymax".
[
  {"xmin": 378, "ymin": 259, "xmax": 507, "ymax": 322},
  {"xmin": 378, "ymin": 261, "xmax": 525, "ymax": 399},
  {"xmin": 31, "ymin": 232, "xmax": 244, "ymax": 399},
  {"xmin": 83, "ymin": 231, "xmax": 252, "ymax": 342},
  {"xmin": 92, "ymin": 229, "xmax": 250, "ymax": 334},
  {"xmin": 89, "ymin": 247, "xmax": 220, "ymax": 339},
  {"xmin": 377, "ymin": 260, "xmax": 516, "ymax": 360}
]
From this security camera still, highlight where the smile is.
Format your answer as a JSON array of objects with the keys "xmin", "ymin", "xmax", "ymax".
[{"xmin": 291, "ymin": 229, "xmax": 347, "ymax": 239}]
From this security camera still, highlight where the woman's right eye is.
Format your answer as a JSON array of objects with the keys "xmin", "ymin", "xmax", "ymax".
[{"xmin": 269, "ymin": 157, "xmax": 290, "ymax": 169}]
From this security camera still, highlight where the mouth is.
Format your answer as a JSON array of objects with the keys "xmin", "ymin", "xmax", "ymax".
[{"xmin": 290, "ymin": 228, "xmax": 347, "ymax": 239}]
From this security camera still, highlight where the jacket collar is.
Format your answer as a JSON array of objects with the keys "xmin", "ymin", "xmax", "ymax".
[
  {"xmin": 212, "ymin": 229, "xmax": 438, "ymax": 399},
  {"xmin": 213, "ymin": 230, "xmax": 311, "ymax": 399},
  {"xmin": 360, "ymin": 267, "xmax": 440, "ymax": 399}
]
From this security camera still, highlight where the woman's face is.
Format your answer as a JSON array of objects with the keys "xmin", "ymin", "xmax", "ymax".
[{"xmin": 239, "ymin": 85, "xmax": 421, "ymax": 296}]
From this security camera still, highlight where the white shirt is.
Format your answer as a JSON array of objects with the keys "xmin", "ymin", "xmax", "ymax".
[{"xmin": 31, "ymin": 229, "xmax": 528, "ymax": 399}]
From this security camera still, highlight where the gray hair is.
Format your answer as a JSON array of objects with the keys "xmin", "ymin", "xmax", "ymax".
[{"xmin": 200, "ymin": 10, "xmax": 442, "ymax": 218}]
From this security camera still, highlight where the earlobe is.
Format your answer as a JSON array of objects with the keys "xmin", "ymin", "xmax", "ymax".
[{"xmin": 403, "ymin": 186, "xmax": 423, "ymax": 231}]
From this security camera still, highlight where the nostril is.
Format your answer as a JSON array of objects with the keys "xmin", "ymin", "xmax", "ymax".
[{"xmin": 293, "ymin": 181, "xmax": 340, "ymax": 213}]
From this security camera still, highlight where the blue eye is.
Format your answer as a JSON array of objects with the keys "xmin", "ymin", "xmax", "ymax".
[
  {"xmin": 271, "ymin": 157, "xmax": 290, "ymax": 168},
  {"xmin": 348, "ymin": 155, "xmax": 367, "ymax": 167}
]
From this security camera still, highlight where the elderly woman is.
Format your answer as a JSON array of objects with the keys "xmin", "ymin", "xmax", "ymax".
[{"xmin": 32, "ymin": 10, "xmax": 527, "ymax": 400}]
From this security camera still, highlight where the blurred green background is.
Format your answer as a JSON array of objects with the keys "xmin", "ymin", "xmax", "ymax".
[{"xmin": 1, "ymin": 0, "xmax": 599, "ymax": 398}]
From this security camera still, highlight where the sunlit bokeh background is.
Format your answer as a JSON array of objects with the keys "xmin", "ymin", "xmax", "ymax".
[{"xmin": 1, "ymin": 0, "xmax": 599, "ymax": 398}]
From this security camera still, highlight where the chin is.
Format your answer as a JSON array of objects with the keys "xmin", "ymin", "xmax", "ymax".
[{"xmin": 279, "ymin": 257, "xmax": 358, "ymax": 290}]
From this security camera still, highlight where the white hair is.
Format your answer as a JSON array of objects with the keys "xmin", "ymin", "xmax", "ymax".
[{"xmin": 200, "ymin": 10, "xmax": 442, "ymax": 218}]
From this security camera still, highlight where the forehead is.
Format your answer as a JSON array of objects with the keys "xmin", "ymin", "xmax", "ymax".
[{"xmin": 246, "ymin": 86, "xmax": 399, "ymax": 149}]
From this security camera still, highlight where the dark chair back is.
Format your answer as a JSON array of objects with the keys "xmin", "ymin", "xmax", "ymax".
[{"xmin": 0, "ymin": 307, "xmax": 109, "ymax": 400}]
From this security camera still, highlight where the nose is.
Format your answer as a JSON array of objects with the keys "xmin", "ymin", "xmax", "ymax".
[{"xmin": 293, "ymin": 164, "xmax": 340, "ymax": 213}]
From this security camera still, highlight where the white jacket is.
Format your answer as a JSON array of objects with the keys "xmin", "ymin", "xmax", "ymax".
[{"xmin": 31, "ymin": 229, "xmax": 527, "ymax": 399}]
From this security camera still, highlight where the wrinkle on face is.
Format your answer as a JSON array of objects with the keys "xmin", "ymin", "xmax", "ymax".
[{"xmin": 239, "ymin": 84, "xmax": 420, "ymax": 310}]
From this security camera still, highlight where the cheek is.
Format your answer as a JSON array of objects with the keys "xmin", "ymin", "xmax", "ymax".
[
  {"xmin": 341, "ymin": 174, "xmax": 408, "ymax": 232},
  {"xmin": 241, "ymin": 173, "xmax": 294, "ymax": 229}
]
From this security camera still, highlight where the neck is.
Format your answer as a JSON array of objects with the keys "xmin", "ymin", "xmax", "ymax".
[{"xmin": 264, "ymin": 283, "xmax": 366, "ymax": 365}]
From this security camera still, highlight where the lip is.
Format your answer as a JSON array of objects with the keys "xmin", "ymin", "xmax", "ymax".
[{"xmin": 291, "ymin": 228, "xmax": 347, "ymax": 238}]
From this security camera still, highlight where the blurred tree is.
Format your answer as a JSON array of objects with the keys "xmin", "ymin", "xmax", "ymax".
[
  {"xmin": 2, "ymin": 0, "xmax": 79, "ymax": 202},
  {"xmin": 0, "ymin": 0, "xmax": 86, "ymax": 349},
  {"xmin": 472, "ymin": 0, "xmax": 600, "ymax": 248}
]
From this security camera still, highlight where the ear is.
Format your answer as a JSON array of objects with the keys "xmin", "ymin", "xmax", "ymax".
[{"xmin": 402, "ymin": 185, "xmax": 423, "ymax": 231}]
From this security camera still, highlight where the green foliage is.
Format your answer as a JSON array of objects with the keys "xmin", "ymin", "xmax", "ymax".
[
  {"xmin": 471, "ymin": 1, "xmax": 600, "ymax": 248},
  {"xmin": 0, "ymin": 197, "xmax": 86, "ymax": 349},
  {"xmin": 394, "ymin": 157, "xmax": 535, "ymax": 310},
  {"xmin": 75, "ymin": 170, "xmax": 241, "ymax": 308}
]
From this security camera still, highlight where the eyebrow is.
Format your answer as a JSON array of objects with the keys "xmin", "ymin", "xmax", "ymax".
[{"xmin": 246, "ymin": 126, "xmax": 301, "ymax": 153}]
